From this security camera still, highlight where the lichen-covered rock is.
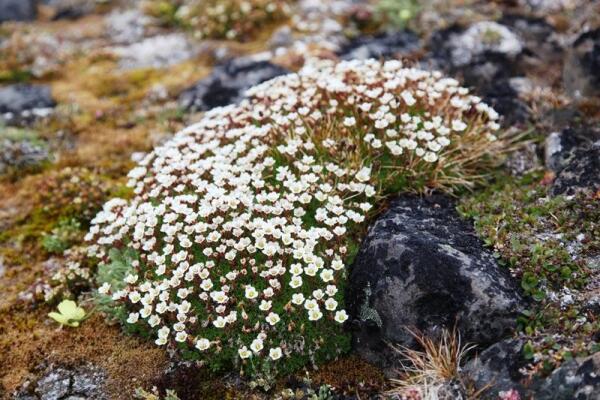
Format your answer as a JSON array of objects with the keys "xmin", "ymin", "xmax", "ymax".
[
  {"xmin": 0, "ymin": 0, "xmax": 37, "ymax": 22},
  {"xmin": 535, "ymin": 352, "xmax": 600, "ymax": 399},
  {"xmin": 564, "ymin": 28, "xmax": 600, "ymax": 99},
  {"xmin": 465, "ymin": 344, "xmax": 600, "ymax": 399},
  {"xmin": 429, "ymin": 21, "xmax": 525, "ymax": 89},
  {"xmin": 0, "ymin": 84, "xmax": 55, "ymax": 126},
  {"xmin": 463, "ymin": 339, "xmax": 528, "ymax": 399},
  {"xmin": 105, "ymin": 9, "xmax": 151, "ymax": 45},
  {"xmin": 0, "ymin": 126, "xmax": 49, "ymax": 175},
  {"xmin": 179, "ymin": 56, "xmax": 288, "ymax": 111},
  {"xmin": 551, "ymin": 140, "xmax": 600, "ymax": 196},
  {"xmin": 544, "ymin": 127, "xmax": 599, "ymax": 173},
  {"xmin": 337, "ymin": 31, "xmax": 420, "ymax": 60},
  {"xmin": 14, "ymin": 365, "xmax": 108, "ymax": 400},
  {"xmin": 112, "ymin": 33, "xmax": 196, "ymax": 70},
  {"xmin": 440, "ymin": 21, "xmax": 523, "ymax": 68},
  {"xmin": 347, "ymin": 195, "xmax": 525, "ymax": 372}
]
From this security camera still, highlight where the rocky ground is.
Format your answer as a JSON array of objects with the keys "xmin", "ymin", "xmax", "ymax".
[{"xmin": 0, "ymin": 0, "xmax": 599, "ymax": 399}]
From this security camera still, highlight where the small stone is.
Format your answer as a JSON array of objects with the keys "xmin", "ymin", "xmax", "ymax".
[
  {"xmin": 35, "ymin": 369, "xmax": 72, "ymax": 400},
  {"xmin": 448, "ymin": 21, "xmax": 523, "ymax": 67},
  {"xmin": 551, "ymin": 140, "xmax": 600, "ymax": 196},
  {"xmin": 0, "ymin": 84, "xmax": 55, "ymax": 126},
  {"xmin": 105, "ymin": 9, "xmax": 151, "ymax": 45},
  {"xmin": 0, "ymin": 0, "xmax": 37, "ymax": 22},
  {"xmin": 179, "ymin": 56, "xmax": 288, "ymax": 112},
  {"xmin": 113, "ymin": 34, "xmax": 196, "ymax": 70},
  {"xmin": 564, "ymin": 28, "xmax": 600, "ymax": 99},
  {"xmin": 337, "ymin": 31, "xmax": 420, "ymax": 60}
]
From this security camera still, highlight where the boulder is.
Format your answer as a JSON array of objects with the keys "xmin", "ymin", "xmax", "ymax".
[
  {"xmin": 0, "ymin": 84, "xmax": 55, "ymax": 126},
  {"xmin": 179, "ymin": 56, "xmax": 289, "ymax": 112},
  {"xmin": 337, "ymin": 31, "xmax": 420, "ymax": 60},
  {"xmin": 347, "ymin": 195, "xmax": 525, "ymax": 372},
  {"xmin": 0, "ymin": 0, "xmax": 37, "ymax": 23}
]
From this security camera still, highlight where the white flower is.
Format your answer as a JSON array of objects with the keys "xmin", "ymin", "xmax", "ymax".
[
  {"xmin": 304, "ymin": 299, "xmax": 318, "ymax": 311},
  {"xmin": 452, "ymin": 119, "xmax": 467, "ymax": 131},
  {"xmin": 259, "ymin": 300, "xmax": 272, "ymax": 311},
  {"xmin": 238, "ymin": 346, "xmax": 252, "ymax": 359},
  {"xmin": 289, "ymin": 276, "xmax": 303, "ymax": 288},
  {"xmin": 401, "ymin": 90, "xmax": 416, "ymax": 106},
  {"xmin": 245, "ymin": 285, "xmax": 258, "ymax": 300},
  {"xmin": 266, "ymin": 312, "xmax": 280, "ymax": 326},
  {"xmin": 127, "ymin": 312, "xmax": 139, "ymax": 324},
  {"xmin": 331, "ymin": 259, "xmax": 344, "ymax": 271},
  {"xmin": 355, "ymin": 166, "xmax": 371, "ymax": 183},
  {"xmin": 175, "ymin": 331, "xmax": 188, "ymax": 342},
  {"xmin": 423, "ymin": 152, "xmax": 438, "ymax": 163},
  {"xmin": 334, "ymin": 310, "xmax": 349, "ymax": 323},
  {"xmin": 292, "ymin": 293, "xmax": 305, "ymax": 305},
  {"xmin": 269, "ymin": 347, "xmax": 283, "ymax": 360},
  {"xmin": 326, "ymin": 285, "xmax": 338, "ymax": 296},
  {"xmin": 250, "ymin": 338, "xmax": 264, "ymax": 353},
  {"xmin": 308, "ymin": 309, "xmax": 323, "ymax": 321},
  {"xmin": 196, "ymin": 338, "xmax": 210, "ymax": 351},
  {"xmin": 213, "ymin": 316, "xmax": 226, "ymax": 328},
  {"xmin": 320, "ymin": 269, "xmax": 334, "ymax": 282},
  {"xmin": 325, "ymin": 298, "xmax": 338, "ymax": 311},
  {"xmin": 343, "ymin": 116, "xmax": 356, "ymax": 127}
]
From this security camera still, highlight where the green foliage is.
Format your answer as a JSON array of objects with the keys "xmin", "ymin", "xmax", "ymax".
[
  {"xmin": 94, "ymin": 248, "xmax": 138, "ymax": 318},
  {"xmin": 42, "ymin": 218, "xmax": 82, "ymax": 254},
  {"xmin": 376, "ymin": 0, "xmax": 420, "ymax": 29},
  {"xmin": 459, "ymin": 172, "xmax": 600, "ymax": 373}
]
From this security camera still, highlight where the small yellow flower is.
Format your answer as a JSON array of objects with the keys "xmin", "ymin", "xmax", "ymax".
[{"xmin": 48, "ymin": 300, "xmax": 86, "ymax": 327}]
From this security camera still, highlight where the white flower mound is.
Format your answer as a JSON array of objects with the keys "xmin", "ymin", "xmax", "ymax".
[{"xmin": 86, "ymin": 59, "xmax": 500, "ymax": 371}]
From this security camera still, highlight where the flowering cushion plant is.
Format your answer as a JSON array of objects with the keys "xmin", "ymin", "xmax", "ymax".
[{"xmin": 86, "ymin": 59, "xmax": 502, "ymax": 378}]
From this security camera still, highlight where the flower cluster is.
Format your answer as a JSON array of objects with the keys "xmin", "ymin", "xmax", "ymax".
[
  {"xmin": 87, "ymin": 59, "xmax": 500, "ymax": 377},
  {"xmin": 142, "ymin": 0, "xmax": 292, "ymax": 40}
]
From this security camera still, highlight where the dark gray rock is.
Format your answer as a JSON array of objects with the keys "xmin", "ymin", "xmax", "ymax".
[
  {"xmin": 43, "ymin": 0, "xmax": 95, "ymax": 20},
  {"xmin": 551, "ymin": 140, "xmax": 600, "ymax": 196},
  {"xmin": 544, "ymin": 128, "xmax": 597, "ymax": 173},
  {"xmin": 481, "ymin": 79, "xmax": 530, "ymax": 126},
  {"xmin": 463, "ymin": 339, "xmax": 528, "ymax": 399},
  {"xmin": 0, "ymin": 0, "xmax": 37, "ymax": 22},
  {"xmin": 179, "ymin": 56, "xmax": 289, "ymax": 112},
  {"xmin": 0, "ymin": 84, "xmax": 55, "ymax": 126},
  {"xmin": 14, "ymin": 365, "xmax": 108, "ymax": 400},
  {"xmin": 545, "ymin": 127, "xmax": 600, "ymax": 196},
  {"xmin": 337, "ymin": 31, "xmax": 420, "ymax": 60},
  {"xmin": 347, "ymin": 195, "xmax": 525, "ymax": 373},
  {"xmin": 535, "ymin": 352, "xmax": 600, "ymax": 400},
  {"xmin": 564, "ymin": 29, "xmax": 600, "ymax": 99},
  {"xmin": 465, "ymin": 344, "xmax": 600, "ymax": 400},
  {"xmin": 429, "ymin": 21, "xmax": 524, "ymax": 89}
]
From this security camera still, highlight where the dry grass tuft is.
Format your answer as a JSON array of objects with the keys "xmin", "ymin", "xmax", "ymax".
[{"xmin": 386, "ymin": 328, "xmax": 477, "ymax": 400}]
